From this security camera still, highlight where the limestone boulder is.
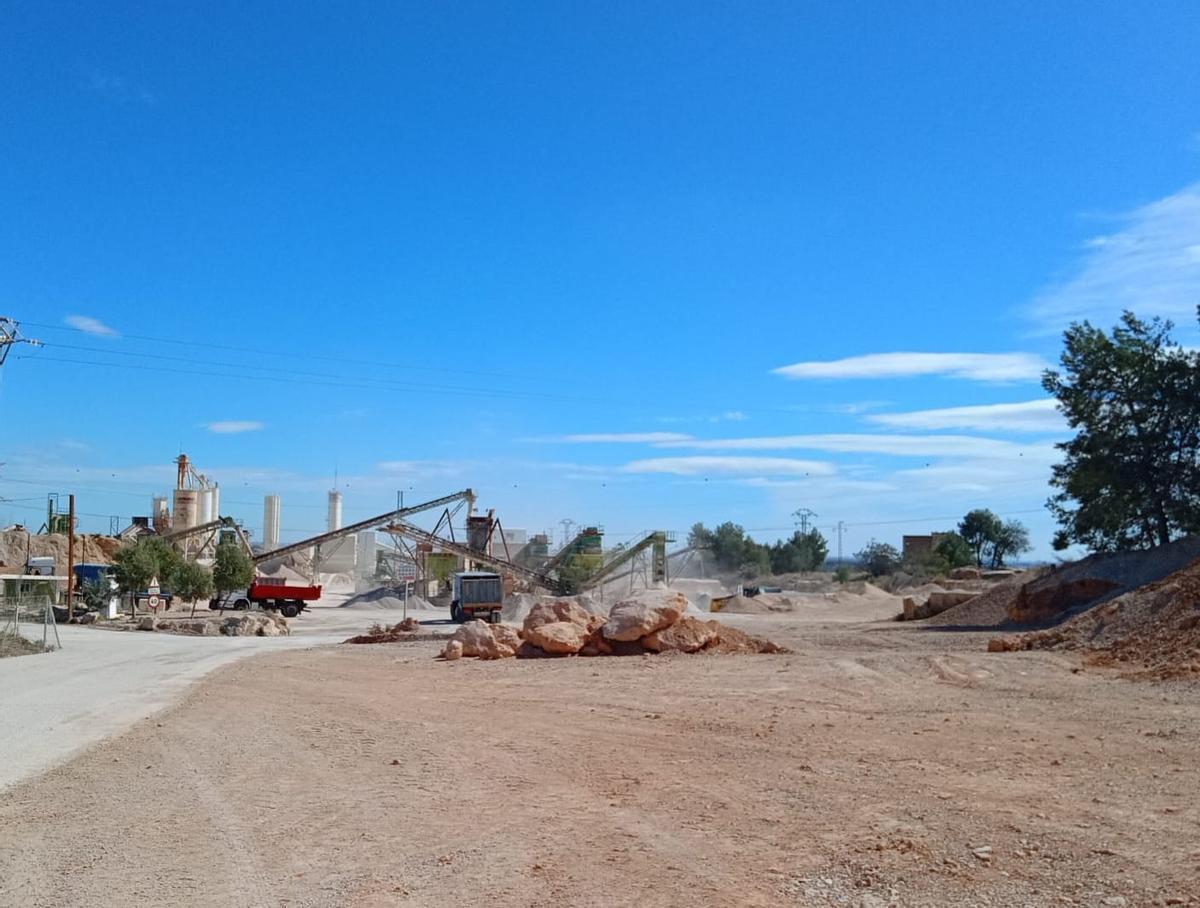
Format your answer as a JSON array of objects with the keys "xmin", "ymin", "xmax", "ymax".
[
  {"xmin": 522, "ymin": 599, "xmax": 593, "ymax": 634},
  {"xmin": 578, "ymin": 613, "xmax": 612, "ymax": 656},
  {"xmin": 450, "ymin": 620, "xmax": 517, "ymax": 659},
  {"xmin": 643, "ymin": 616, "xmax": 720, "ymax": 653},
  {"xmin": 602, "ymin": 591, "xmax": 687, "ymax": 642},
  {"xmin": 491, "ymin": 624, "xmax": 522, "ymax": 653},
  {"xmin": 927, "ymin": 590, "xmax": 978, "ymax": 612},
  {"xmin": 524, "ymin": 620, "xmax": 589, "ymax": 655},
  {"xmin": 137, "ymin": 616, "xmax": 156, "ymax": 631},
  {"xmin": 221, "ymin": 613, "xmax": 289, "ymax": 637},
  {"xmin": 515, "ymin": 641, "xmax": 552, "ymax": 659},
  {"xmin": 442, "ymin": 639, "xmax": 464, "ymax": 661}
]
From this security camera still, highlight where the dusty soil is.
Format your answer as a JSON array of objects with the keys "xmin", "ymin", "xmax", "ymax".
[
  {"xmin": 0, "ymin": 631, "xmax": 48, "ymax": 658},
  {"xmin": 1, "ymin": 614, "xmax": 1198, "ymax": 907}
]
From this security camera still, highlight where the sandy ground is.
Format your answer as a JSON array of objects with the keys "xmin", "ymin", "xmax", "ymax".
[
  {"xmin": 2, "ymin": 590, "xmax": 1198, "ymax": 907},
  {"xmin": 0, "ymin": 604, "xmax": 445, "ymax": 792}
]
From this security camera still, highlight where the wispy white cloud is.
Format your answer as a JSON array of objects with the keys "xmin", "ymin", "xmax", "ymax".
[
  {"xmin": 657, "ymin": 411, "xmax": 750, "ymax": 425},
  {"xmin": 772, "ymin": 352, "xmax": 1048, "ymax": 383},
  {"xmin": 622, "ymin": 456, "xmax": 835, "ymax": 477},
  {"xmin": 1029, "ymin": 183, "xmax": 1200, "ymax": 332},
  {"xmin": 551, "ymin": 432, "xmax": 695, "ymax": 444},
  {"xmin": 84, "ymin": 69, "xmax": 157, "ymax": 105},
  {"xmin": 655, "ymin": 432, "xmax": 1051, "ymax": 460},
  {"xmin": 738, "ymin": 476, "xmax": 897, "ymax": 492},
  {"xmin": 832, "ymin": 400, "xmax": 891, "ymax": 415},
  {"xmin": 205, "ymin": 420, "xmax": 264, "ymax": 434},
  {"xmin": 376, "ymin": 460, "xmax": 466, "ymax": 478},
  {"xmin": 867, "ymin": 399, "xmax": 1066, "ymax": 433},
  {"xmin": 64, "ymin": 314, "xmax": 119, "ymax": 337}
]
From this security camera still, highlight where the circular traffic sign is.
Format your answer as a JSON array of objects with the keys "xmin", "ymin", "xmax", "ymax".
[{"xmin": 147, "ymin": 595, "xmax": 161, "ymax": 610}]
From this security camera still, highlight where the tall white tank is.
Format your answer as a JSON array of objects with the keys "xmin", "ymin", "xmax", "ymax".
[
  {"xmin": 152, "ymin": 496, "xmax": 170, "ymax": 534},
  {"xmin": 263, "ymin": 495, "xmax": 281, "ymax": 552},
  {"xmin": 327, "ymin": 490, "xmax": 343, "ymax": 532},
  {"xmin": 210, "ymin": 484, "xmax": 220, "ymax": 521},
  {"xmin": 356, "ymin": 530, "xmax": 377, "ymax": 581},
  {"xmin": 198, "ymin": 488, "xmax": 213, "ymax": 524},
  {"xmin": 172, "ymin": 489, "xmax": 198, "ymax": 531}
]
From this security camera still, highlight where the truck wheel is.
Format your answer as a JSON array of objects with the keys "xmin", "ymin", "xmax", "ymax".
[
  {"xmin": 450, "ymin": 601, "xmax": 464, "ymax": 623},
  {"xmin": 489, "ymin": 611, "xmax": 501, "ymax": 624},
  {"xmin": 235, "ymin": 599, "xmax": 250, "ymax": 611},
  {"xmin": 280, "ymin": 603, "xmax": 299, "ymax": 618}
]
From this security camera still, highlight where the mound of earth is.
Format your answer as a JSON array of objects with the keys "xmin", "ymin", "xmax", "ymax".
[
  {"xmin": 925, "ymin": 570, "xmax": 1047, "ymax": 628},
  {"xmin": 0, "ymin": 530, "xmax": 120, "ymax": 574},
  {"xmin": 988, "ymin": 556, "xmax": 1200, "ymax": 679},
  {"xmin": 928, "ymin": 538, "xmax": 1200, "ymax": 630},
  {"xmin": 345, "ymin": 617, "xmax": 424, "ymax": 644},
  {"xmin": 714, "ymin": 594, "xmax": 772, "ymax": 614},
  {"xmin": 340, "ymin": 587, "xmax": 439, "ymax": 609}
]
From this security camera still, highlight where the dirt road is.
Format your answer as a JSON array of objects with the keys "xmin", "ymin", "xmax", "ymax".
[
  {"xmin": 2, "ymin": 615, "xmax": 1198, "ymax": 907},
  {"xmin": 0, "ymin": 606, "xmax": 414, "ymax": 791}
]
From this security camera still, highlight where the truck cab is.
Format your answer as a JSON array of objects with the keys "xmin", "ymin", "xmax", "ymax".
[{"xmin": 450, "ymin": 571, "xmax": 503, "ymax": 624}]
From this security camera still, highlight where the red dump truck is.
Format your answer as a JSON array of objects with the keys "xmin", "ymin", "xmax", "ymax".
[{"xmin": 209, "ymin": 580, "xmax": 322, "ymax": 618}]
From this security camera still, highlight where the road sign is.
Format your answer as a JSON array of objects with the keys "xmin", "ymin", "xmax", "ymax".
[
  {"xmin": 148, "ymin": 576, "xmax": 161, "ymax": 596},
  {"xmin": 147, "ymin": 595, "xmax": 161, "ymax": 610}
]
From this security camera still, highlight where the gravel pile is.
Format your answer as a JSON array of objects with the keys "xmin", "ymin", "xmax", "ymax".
[
  {"xmin": 924, "ymin": 570, "xmax": 1046, "ymax": 628},
  {"xmin": 929, "ymin": 536, "xmax": 1200, "ymax": 629},
  {"xmin": 991, "ymin": 555, "xmax": 1200, "ymax": 679}
]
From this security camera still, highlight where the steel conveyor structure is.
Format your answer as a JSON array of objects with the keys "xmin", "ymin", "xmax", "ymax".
[
  {"xmin": 253, "ymin": 489, "xmax": 476, "ymax": 565},
  {"xmin": 383, "ymin": 523, "xmax": 675, "ymax": 595},
  {"xmin": 575, "ymin": 531, "xmax": 673, "ymax": 591},
  {"xmin": 382, "ymin": 519, "xmax": 559, "ymax": 590}
]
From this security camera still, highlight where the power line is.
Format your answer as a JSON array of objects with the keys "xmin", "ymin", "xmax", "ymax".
[
  {"xmin": 20, "ymin": 319, "xmax": 533, "ymax": 382},
  {"xmin": 18, "ymin": 351, "xmax": 603, "ymax": 406}
]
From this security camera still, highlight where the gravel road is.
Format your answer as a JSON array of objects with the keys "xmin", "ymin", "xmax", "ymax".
[{"xmin": 0, "ymin": 606, "xmax": 427, "ymax": 792}]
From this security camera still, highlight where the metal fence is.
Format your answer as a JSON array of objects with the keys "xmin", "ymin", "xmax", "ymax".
[{"xmin": 0, "ymin": 581, "xmax": 62, "ymax": 650}]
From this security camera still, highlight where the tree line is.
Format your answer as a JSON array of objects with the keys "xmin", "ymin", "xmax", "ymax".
[
  {"xmin": 687, "ymin": 522, "xmax": 828, "ymax": 578},
  {"xmin": 110, "ymin": 535, "xmax": 255, "ymax": 605}
]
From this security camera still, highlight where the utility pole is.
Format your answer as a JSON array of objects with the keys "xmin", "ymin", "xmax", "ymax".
[
  {"xmin": 0, "ymin": 317, "xmax": 42, "ymax": 369},
  {"xmin": 836, "ymin": 520, "xmax": 845, "ymax": 564},
  {"xmin": 792, "ymin": 508, "xmax": 817, "ymax": 534},
  {"xmin": 66, "ymin": 494, "xmax": 75, "ymax": 621}
]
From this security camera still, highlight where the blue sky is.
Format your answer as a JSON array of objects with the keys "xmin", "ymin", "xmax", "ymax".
[{"xmin": 2, "ymin": 1, "xmax": 1199, "ymax": 558}]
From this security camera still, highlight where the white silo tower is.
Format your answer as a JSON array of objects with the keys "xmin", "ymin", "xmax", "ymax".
[
  {"xmin": 327, "ymin": 490, "xmax": 343, "ymax": 532},
  {"xmin": 263, "ymin": 495, "xmax": 280, "ymax": 552}
]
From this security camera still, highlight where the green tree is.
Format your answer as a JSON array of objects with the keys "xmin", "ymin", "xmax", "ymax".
[
  {"xmin": 855, "ymin": 540, "xmax": 900, "ymax": 577},
  {"xmin": 172, "ymin": 560, "xmax": 215, "ymax": 604},
  {"xmin": 989, "ymin": 519, "xmax": 1031, "ymax": 568},
  {"xmin": 687, "ymin": 522, "xmax": 714, "ymax": 550},
  {"xmin": 1043, "ymin": 311, "xmax": 1200, "ymax": 551},
  {"xmin": 794, "ymin": 528, "xmax": 828, "ymax": 572},
  {"xmin": 958, "ymin": 509, "xmax": 1002, "ymax": 567},
  {"xmin": 212, "ymin": 541, "xmax": 255, "ymax": 599},
  {"xmin": 111, "ymin": 537, "xmax": 184, "ymax": 595},
  {"xmin": 710, "ymin": 522, "xmax": 750, "ymax": 572},
  {"xmin": 77, "ymin": 574, "xmax": 114, "ymax": 612},
  {"xmin": 934, "ymin": 532, "xmax": 975, "ymax": 569},
  {"xmin": 739, "ymin": 542, "xmax": 772, "ymax": 580}
]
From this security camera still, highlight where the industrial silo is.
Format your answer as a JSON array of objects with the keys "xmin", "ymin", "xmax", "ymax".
[{"xmin": 172, "ymin": 489, "xmax": 199, "ymax": 532}]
